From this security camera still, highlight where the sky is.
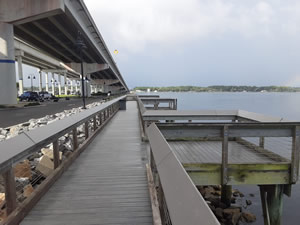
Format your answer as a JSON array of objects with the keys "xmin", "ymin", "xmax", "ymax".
[
  {"xmin": 21, "ymin": 0, "xmax": 300, "ymax": 89},
  {"xmin": 84, "ymin": 0, "xmax": 300, "ymax": 89}
]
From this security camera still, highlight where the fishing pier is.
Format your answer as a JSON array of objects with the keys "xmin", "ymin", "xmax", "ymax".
[
  {"xmin": 0, "ymin": 1, "xmax": 299, "ymax": 224},
  {"xmin": 0, "ymin": 95, "xmax": 299, "ymax": 225}
]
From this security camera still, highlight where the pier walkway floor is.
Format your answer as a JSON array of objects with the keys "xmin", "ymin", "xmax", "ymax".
[{"xmin": 21, "ymin": 101, "xmax": 153, "ymax": 225}]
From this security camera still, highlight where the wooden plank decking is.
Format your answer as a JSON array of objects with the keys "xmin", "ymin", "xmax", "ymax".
[
  {"xmin": 21, "ymin": 101, "xmax": 153, "ymax": 225},
  {"xmin": 169, "ymin": 141, "xmax": 282, "ymax": 164},
  {"xmin": 168, "ymin": 140, "xmax": 291, "ymax": 185}
]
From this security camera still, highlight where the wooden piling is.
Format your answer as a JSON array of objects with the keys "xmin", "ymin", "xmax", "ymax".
[
  {"xmin": 221, "ymin": 185, "xmax": 232, "ymax": 207},
  {"xmin": 259, "ymin": 185, "xmax": 284, "ymax": 225}
]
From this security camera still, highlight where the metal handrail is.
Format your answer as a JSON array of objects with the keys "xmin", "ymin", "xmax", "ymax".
[
  {"xmin": 156, "ymin": 122, "xmax": 300, "ymax": 138},
  {"xmin": 142, "ymin": 109, "xmax": 292, "ymax": 122},
  {"xmin": 146, "ymin": 123, "xmax": 220, "ymax": 225},
  {"xmin": 0, "ymin": 96, "xmax": 125, "ymax": 224},
  {"xmin": 140, "ymin": 98, "xmax": 177, "ymax": 110},
  {"xmin": 136, "ymin": 96, "xmax": 147, "ymax": 114},
  {"xmin": 0, "ymin": 96, "xmax": 125, "ymax": 172},
  {"xmin": 136, "ymin": 96, "xmax": 147, "ymax": 139}
]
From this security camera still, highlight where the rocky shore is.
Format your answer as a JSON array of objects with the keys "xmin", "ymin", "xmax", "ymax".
[
  {"xmin": 198, "ymin": 185, "xmax": 256, "ymax": 225},
  {"xmin": 0, "ymin": 100, "xmax": 105, "ymax": 222}
]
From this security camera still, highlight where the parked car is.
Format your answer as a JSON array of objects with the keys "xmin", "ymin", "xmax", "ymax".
[
  {"xmin": 50, "ymin": 94, "xmax": 59, "ymax": 102},
  {"xmin": 39, "ymin": 91, "xmax": 52, "ymax": 100},
  {"xmin": 19, "ymin": 91, "xmax": 41, "ymax": 102}
]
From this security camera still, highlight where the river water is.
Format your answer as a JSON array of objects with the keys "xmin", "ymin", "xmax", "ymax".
[{"xmin": 144, "ymin": 91, "xmax": 300, "ymax": 225}]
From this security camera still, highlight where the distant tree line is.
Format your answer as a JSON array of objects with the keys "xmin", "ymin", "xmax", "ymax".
[{"xmin": 133, "ymin": 85, "xmax": 300, "ymax": 92}]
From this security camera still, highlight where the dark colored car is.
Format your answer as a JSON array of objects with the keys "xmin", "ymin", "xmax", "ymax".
[
  {"xmin": 50, "ymin": 94, "xmax": 59, "ymax": 102},
  {"xmin": 19, "ymin": 91, "xmax": 41, "ymax": 102}
]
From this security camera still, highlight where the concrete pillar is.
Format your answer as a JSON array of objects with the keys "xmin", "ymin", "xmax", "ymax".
[
  {"xmin": 102, "ymin": 84, "xmax": 106, "ymax": 93},
  {"xmin": 87, "ymin": 83, "xmax": 91, "ymax": 97},
  {"xmin": 85, "ymin": 80, "xmax": 91, "ymax": 97},
  {"xmin": 75, "ymin": 81, "xmax": 79, "ymax": 93},
  {"xmin": 106, "ymin": 85, "xmax": 111, "ymax": 93},
  {"xmin": 70, "ymin": 80, "xmax": 73, "ymax": 94},
  {"xmin": 0, "ymin": 23, "xmax": 17, "ymax": 104},
  {"xmin": 17, "ymin": 55, "xmax": 24, "ymax": 95},
  {"xmin": 45, "ymin": 72, "xmax": 49, "ymax": 92},
  {"xmin": 64, "ymin": 72, "xmax": 67, "ymax": 95},
  {"xmin": 39, "ymin": 70, "xmax": 42, "ymax": 92},
  {"xmin": 58, "ymin": 74, "xmax": 62, "ymax": 96},
  {"xmin": 51, "ymin": 73, "xmax": 55, "ymax": 95}
]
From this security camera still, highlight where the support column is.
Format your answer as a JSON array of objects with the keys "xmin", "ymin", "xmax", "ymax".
[
  {"xmin": 64, "ymin": 72, "xmax": 68, "ymax": 95},
  {"xmin": 221, "ymin": 185, "xmax": 232, "ymax": 207},
  {"xmin": 45, "ymin": 72, "xmax": 49, "ymax": 92},
  {"xmin": 17, "ymin": 55, "xmax": 24, "ymax": 95},
  {"xmin": 51, "ymin": 73, "xmax": 55, "ymax": 95},
  {"xmin": 75, "ymin": 81, "xmax": 79, "ymax": 93},
  {"xmin": 86, "ymin": 74, "xmax": 91, "ymax": 97},
  {"xmin": 58, "ymin": 74, "xmax": 62, "ymax": 96},
  {"xmin": 102, "ymin": 84, "xmax": 106, "ymax": 93},
  {"xmin": 259, "ymin": 185, "xmax": 284, "ymax": 225},
  {"xmin": 70, "ymin": 80, "xmax": 73, "ymax": 94},
  {"xmin": 39, "ymin": 69, "xmax": 42, "ymax": 92},
  {"xmin": 0, "ymin": 22, "xmax": 17, "ymax": 104},
  {"xmin": 85, "ymin": 81, "xmax": 89, "ymax": 97}
]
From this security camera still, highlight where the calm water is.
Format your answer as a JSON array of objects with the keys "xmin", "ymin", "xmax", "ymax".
[{"xmin": 144, "ymin": 92, "xmax": 300, "ymax": 225}]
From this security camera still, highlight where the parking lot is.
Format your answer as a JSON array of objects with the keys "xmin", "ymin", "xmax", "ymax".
[{"xmin": 0, "ymin": 97, "xmax": 104, "ymax": 128}]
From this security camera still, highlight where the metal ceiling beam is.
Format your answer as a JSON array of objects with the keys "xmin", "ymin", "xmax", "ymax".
[
  {"xmin": 32, "ymin": 21, "xmax": 81, "ymax": 61},
  {"xmin": 41, "ymin": 69, "xmax": 68, "ymax": 73},
  {"xmin": 68, "ymin": 63, "xmax": 109, "ymax": 74},
  {"xmin": 16, "ymin": 25, "xmax": 73, "ymax": 62},
  {"xmin": 91, "ymin": 79, "xmax": 120, "ymax": 85},
  {"xmin": 48, "ymin": 16, "xmax": 95, "ymax": 62}
]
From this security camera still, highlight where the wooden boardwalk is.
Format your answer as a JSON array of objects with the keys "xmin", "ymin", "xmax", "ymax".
[{"xmin": 21, "ymin": 101, "xmax": 153, "ymax": 225}]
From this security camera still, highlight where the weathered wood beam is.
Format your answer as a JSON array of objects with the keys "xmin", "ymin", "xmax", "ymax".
[
  {"xmin": 184, "ymin": 163, "xmax": 290, "ymax": 185},
  {"xmin": 85, "ymin": 121, "xmax": 89, "ymax": 139},
  {"xmin": 52, "ymin": 140, "xmax": 60, "ymax": 169},
  {"xmin": 291, "ymin": 126, "xmax": 300, "ymax": 183},
  {"xmin": 72, "ymin": 128, "xmax": 78, "ymax": 151},
  {"xmin": 3, "ymin": 168, "xmax": 17, "ymax": 215},
  {"xmin": 221, "ymin": 126, "xmax": 228, "ymax": 185},
  {"xmin": 146, "ymin": 164, "xmax": 162, "ymax": 225}
]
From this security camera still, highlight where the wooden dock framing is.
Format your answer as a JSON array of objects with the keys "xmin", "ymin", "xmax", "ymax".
[{"xmin": 140, "ymin": 97, "xmax": 300, "ymax": 225}]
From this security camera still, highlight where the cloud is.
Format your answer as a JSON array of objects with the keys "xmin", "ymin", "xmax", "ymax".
[{"xmin": 85, "ymin": 0, "xmax": 300, "ymax": 53}]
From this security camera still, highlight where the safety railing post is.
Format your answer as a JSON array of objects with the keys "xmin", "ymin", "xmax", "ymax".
[{"xmin": 3, "ymin": 167, "xmax": 17, "ymax": 215}]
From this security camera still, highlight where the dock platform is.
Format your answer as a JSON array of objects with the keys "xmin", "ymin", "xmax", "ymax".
[{"xmin": 21, "ymin": 101, "xmax": 153, "ymax": 225}]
